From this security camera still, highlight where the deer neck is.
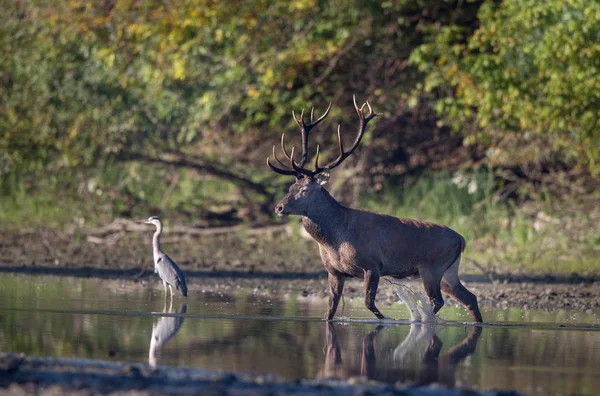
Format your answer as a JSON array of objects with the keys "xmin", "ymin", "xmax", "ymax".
[{"xmin": 301, "ymin": 190, "xmax": 347, "ymax": 246}]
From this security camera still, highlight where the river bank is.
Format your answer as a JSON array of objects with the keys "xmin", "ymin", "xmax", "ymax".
[{"xmin": 1, "ymin": 228, "xmax": 599, "ymax": 315}]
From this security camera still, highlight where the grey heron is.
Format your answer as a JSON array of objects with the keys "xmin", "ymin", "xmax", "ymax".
[{"xmin": 145, "ymin": 216, "xmax": 188, "ymax": 299}]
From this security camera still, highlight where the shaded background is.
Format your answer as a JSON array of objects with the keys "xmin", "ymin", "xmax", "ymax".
[{"xmin": 0, "ymin": 0, "xmax": 598, "ymax": 275}]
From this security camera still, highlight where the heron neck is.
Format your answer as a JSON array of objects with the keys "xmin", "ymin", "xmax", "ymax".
[{"xmin": 152, "ymin": 224, "xmax": 162, "ymax": 258}]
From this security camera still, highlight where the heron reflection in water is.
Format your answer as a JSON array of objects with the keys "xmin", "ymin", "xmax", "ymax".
[
  {"xmin": 148, "ymin": 301, "xmax": 187, "ymax": 368},
  {"xmin": 318, "ymin": 322, "xmax": 482, "ymax": 388}
]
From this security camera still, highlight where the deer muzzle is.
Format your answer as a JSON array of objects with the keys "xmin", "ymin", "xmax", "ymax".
[
  {"xmin": 275, "ymin": 195, "xmax": 294, "ymax": 216},
  {"xmin": 275, "ymin": 203, "xmax": 285, "ymax": 216}
]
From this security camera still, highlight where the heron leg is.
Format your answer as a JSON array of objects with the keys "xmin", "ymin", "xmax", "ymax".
[
  {"xmin": 162, "ymin": 281, "xmax": 168, "ymax": 298},
  {"xmin": 169, "ymin": 285, "xmax": 174, "ymax": 303}
]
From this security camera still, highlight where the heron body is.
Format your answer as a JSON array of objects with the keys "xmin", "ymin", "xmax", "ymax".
[{"xmin": 146, "ymin": 216, "xmax": 188, "ymax": 299}]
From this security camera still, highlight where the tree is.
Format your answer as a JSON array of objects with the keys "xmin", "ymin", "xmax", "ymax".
[
  {"xmin": 1, "ymin": 0, "xmax": 480, "ymax": 218},
  {"xmin": 410, "ymin": 0, "xmax": 600, "ymax": 173}
]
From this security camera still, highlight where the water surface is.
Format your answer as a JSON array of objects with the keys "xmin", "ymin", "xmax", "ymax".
[{"xmin": 0, "ymin": 274, "xmax": 598, "ymax": 395}]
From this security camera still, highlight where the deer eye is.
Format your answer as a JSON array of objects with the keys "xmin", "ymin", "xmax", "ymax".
[{"xmin": 299, "ymin": 187, "xmax": 309, "ymax": 196}]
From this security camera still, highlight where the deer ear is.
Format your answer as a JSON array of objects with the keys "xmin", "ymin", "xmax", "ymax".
[{"xmin": 316, "ymin": 170, "xmax": 330, "ymax": 186}]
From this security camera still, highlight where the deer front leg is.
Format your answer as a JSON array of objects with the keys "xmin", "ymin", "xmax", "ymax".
[
  {"xmin": 364, "ymin": 269, "xmax": 386, "ymax": 320},
  {"xmin": 326, "ymin": 272, "xmax": 345, "ymax": 320}
]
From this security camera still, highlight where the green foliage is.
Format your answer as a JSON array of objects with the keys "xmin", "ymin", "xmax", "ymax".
[
  {"xmin": 0, "ymin": 163, "xmax": 242, "ymax": 230},
  {"xmin": 0, "ymin": 0, "xmax": 486, "ymax": 227},
  {"xmin": 411, "ymin": 0, "xmax": 600, "ymax": 172},
  {"xmin": 0, "ymin": 1, "xmax": 597, "ymax": 275},
  {"xmin": 0, "ymin": 0, "xmax": 473, "ymax": 178}
]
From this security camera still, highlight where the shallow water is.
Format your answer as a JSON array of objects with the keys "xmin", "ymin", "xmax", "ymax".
[{"xmin": 1, "ymin": 274, "xmax": 599, "ymax": 395}]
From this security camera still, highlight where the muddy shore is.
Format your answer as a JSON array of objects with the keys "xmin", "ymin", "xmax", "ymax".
[
  {"xmin": 1, "ymin": 229, "xmax": 600, "ymax": 313},
  {"xmin": 1, "ymin": 230, "xmax": 597, "ymax": 395}
]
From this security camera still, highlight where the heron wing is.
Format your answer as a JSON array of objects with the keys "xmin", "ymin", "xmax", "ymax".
[{"xmin": 155, "ymin": 253, "xmax": 186, "ymax": 288}]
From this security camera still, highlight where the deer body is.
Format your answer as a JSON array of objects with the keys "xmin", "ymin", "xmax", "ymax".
[
  {"xmin": 267, "ymin": 97, "xmax": 482, "ymax": 322},
  {"xmin": 302, "ymin": 204, "xmax": 464, "ymax": 280}
]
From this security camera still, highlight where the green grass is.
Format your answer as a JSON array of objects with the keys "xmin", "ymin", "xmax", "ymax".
[
  {"xmin": 0, "ymin": 162, "xmax": 245, "ymax": 230},
  {"xmin": 0, "ymin": 166, "xmax": 598, "ymax": 276}
]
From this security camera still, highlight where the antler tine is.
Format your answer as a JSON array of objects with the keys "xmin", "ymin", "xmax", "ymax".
[
  {"xmin": 289, "ymin": 146, "xmax": 298, "ymax": 171},
  {"xmin": 365, "ymin": 100, "xmax": 372, "ymax": 115},
  {"xmin": 292, "ymin": 102, "xmax": 332, "ymax": 168},
  {"xmin": 364, "ymin": 100, "xmax": 380, "ymax": 121},
  {"xmin": 273, "ymin": 145, "xmax": 289, "ymax": 169},
  {"xmin": 323, "ymin": 125, "xmax": 345, "ymax": 169},
  {"xmin": 267, "ymin": 157, "xmax": 298, "ymax": 176},
  {"xmin": 292, "ymin": 108, "xmax": 309, "ymax": 167},
  {"xmin": 289, "ymin": 144, "xmax": 324, "ymax": 178},
  {"xmin": 280, "ymin": 133, "xmax": 293, "ymax": 162},
  {"xmin": 337, "ymin": 124, "xmax": 344, "ymax": 152},
  {"xmin": 291, "ymin": 109, "xmax": 305, "ymax": 129},
  {"xmin": 353, "ymin": 95, "xmax": 377, "ymax": 120},
  {"xmin": 266, "ymin": 136, "xmax": 303, "ymax": 177},
  {"xmin": 267, "ymin": 97, "xmax": 378, "ymax": 177},
  {"xmin": 324, "ymin": 95, "xmax": 379, "ymax": 170},
  {"xmin": 353, "ymin": 94, "xmax": 366, "ymax": 118},
  {"xmin": 314, "ymin": 102, "xmax": 333, "ymax": 125}
]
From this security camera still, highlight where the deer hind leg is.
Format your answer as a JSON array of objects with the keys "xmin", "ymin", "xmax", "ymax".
[
  {"xmin": 420, "ymin": 267, "xmax": 445, "ymax": 315},
  {"xmin": 440, "ymin": 256, "xmax": 483, "ymax": 322},
  {"xmin": 325, "ymin": 272, "xmax": 345, "ymax": 320},
  {"xmin": 364, "ymin": 269, "xmax": 386, "ymax": 320}
]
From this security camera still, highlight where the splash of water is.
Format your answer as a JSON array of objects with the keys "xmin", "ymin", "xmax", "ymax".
[{"xmin": 395, "ymin": 285, "xmax": 441, "ymax": 323}]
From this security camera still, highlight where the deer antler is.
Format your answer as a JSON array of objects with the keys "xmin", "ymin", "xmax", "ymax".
[
  {"xmin": 292, "ymin": 103, "xmax": 332, "ymax": 167},
  {"xmin": 322, "ymin": 95, "xmax": 379, "ymax": 170},
  {"xmin": 267, "ymin": 96, "xmax": 380, "ymax": 178}
]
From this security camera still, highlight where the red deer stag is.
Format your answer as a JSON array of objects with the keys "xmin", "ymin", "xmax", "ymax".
[{"xmin": 266, "ymin": 96, "xmax": 482, "ymax": 323}]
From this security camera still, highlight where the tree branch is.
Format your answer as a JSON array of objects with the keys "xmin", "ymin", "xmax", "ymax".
[{"xmin": 118, "ymin": 151, "xmax": 274, "ymax": 201}]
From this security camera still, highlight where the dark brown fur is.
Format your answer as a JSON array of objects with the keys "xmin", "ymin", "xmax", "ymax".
[{"xmin": 275, "ymin": 177, "xmax": 482, "ymax": 322}]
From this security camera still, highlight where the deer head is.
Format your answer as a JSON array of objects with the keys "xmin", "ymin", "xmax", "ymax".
[{"xmin": 267, "ymin": 96, "xmax": 379, "ymax": 216}]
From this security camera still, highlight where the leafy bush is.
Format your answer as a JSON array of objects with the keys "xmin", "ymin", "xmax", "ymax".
[{"xmin": 411, "ymin": 0, "xmax": 600, "ymax": 173}]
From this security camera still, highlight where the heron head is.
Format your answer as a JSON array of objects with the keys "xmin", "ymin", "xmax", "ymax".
[{"xmin": 145, "ymin": 216, "xmax": 161, "ymax": 226}]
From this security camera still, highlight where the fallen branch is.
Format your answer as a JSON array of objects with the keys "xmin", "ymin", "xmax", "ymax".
[{"xmin": 85, "ymin": 218, "xmax": 291, "ymax": 244}]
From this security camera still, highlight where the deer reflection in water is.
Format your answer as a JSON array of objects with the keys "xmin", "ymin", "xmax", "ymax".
[
  {"xmin": 148, "ymin": 301, "xmax": 187, "ymax": 368},
  {"xmin": 318, "ymin": 322, "xmax": 481, "ymax": 388}
]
